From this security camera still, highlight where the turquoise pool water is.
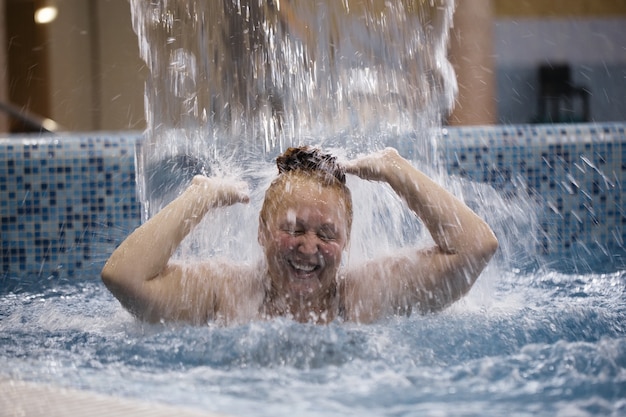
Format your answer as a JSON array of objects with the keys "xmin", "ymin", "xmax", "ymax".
[{"xmin": 1, "ymin": 264, "xmax": 624, "ymax": 416}]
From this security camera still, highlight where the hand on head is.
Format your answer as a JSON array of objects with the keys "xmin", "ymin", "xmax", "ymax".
[
  {"xmin": 192, "ymin": 175, "xmax": 250, "ymax": 206},
  {"xmin": 342, "ymin": 147, "xmax": 401, "ymax": 182}
]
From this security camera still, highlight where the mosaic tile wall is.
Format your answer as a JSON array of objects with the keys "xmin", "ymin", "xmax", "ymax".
[
  {"xmin": 443, "ymin": 123, "xmax": 625, "ymax": 269},
  {"xmin": 1, "ymin": 124, "xmax": 624, "ymax": 279},
  {"xmin": 0, "ymin": 134, "xmax": 142, "ymax": 279}
]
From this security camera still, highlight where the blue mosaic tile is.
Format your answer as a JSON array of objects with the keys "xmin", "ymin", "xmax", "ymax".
[
  {"xmin": 1, "ymin": 133, "xmax": 143, "ymax": 278},
  {"xmin": 443, "ymin": 123, "xmax": 625, "ymax": 264}
]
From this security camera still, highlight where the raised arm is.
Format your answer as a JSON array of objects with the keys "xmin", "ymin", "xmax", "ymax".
[
  {"xmin": 101, "ymin": 175, "xmax": 249, "ymax": 323},
  {"xmin": 343, "ymin": 148, "xmax": 498, "ymax": 318}
]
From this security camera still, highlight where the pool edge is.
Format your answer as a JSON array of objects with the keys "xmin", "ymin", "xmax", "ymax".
[{"xmin": 0, "ymin": 377, "xmax": 231, "ymax": 417}]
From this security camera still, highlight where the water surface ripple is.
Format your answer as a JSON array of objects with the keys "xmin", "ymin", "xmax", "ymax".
[{"xmin": 1, "ymin": 269, "xmax": 625, "ymax": 416}]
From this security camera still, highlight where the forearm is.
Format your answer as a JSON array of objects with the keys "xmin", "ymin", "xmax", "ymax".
[
  {"xmin": 102, "ymin": 177, "xmax": 228, "ymax": 285},
  {"xmin": 381, "ymin": 152, "xmax": 496, "ymax": 255}
]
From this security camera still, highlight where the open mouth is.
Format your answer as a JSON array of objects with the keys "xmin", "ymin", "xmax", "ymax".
[{"xmin": 288, "ymin": 260, "xmax": 321, "ymax": 277}]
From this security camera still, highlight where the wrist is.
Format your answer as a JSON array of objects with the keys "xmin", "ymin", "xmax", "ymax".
[{"xmin": 184, "ymin": 177, "xmax": 218, "ymax": 214}]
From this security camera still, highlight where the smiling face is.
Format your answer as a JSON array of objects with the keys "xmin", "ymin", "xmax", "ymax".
[{"xmin": 259, "ymin": 172, "xmax": 351, "ymax": 303}]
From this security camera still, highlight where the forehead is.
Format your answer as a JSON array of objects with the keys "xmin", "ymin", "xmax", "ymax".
[{"xmin": 270, "ymin": 175, "xmax": 347, "ymax": 222}]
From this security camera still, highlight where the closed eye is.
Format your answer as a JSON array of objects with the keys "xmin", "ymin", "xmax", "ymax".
[
  {"xmin": 318, "ymin": 226, "xmax": 337, "ymax": 241},
  {"xmin": 281, "ymin": 222, "xmax": 304, "ymax": 236}
]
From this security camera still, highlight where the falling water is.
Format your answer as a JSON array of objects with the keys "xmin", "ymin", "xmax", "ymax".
[{"xmin": 129, "ymin": 0, "xmax": 457, "ymax": 219}]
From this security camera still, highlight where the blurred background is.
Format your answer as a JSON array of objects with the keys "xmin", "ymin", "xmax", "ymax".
[{"xmin": 1, "ymin": 0, "xmax": 625, "ymax": 133}]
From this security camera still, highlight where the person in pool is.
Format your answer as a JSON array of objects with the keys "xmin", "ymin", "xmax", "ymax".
[{"xmin": 101, "ymin": 146, "xmax": 498, "ymax": 324}]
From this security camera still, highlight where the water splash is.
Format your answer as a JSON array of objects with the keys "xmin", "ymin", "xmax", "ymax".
[{"xmin": 2, "ymin": 272, "xmax": 625, "ymax": 416}]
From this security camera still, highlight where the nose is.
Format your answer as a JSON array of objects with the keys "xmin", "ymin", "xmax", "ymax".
[{"xmin": 296, "ymin": 232, "xmax": 319, "ymax": 255}]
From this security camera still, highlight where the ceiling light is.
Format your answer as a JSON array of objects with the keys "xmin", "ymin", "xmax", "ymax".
[{"xmin": 34, "ymin": 6, "xmax": 58, "ymax": 24}]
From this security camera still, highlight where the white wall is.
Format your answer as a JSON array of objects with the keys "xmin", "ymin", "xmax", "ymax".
[
  {"xmin": 494, "ymin": 17, "xmax": 626, "ymax": 124},
  {"xmin": 495, "ymin": 18, "xmax": 626, "ymax": 67}
]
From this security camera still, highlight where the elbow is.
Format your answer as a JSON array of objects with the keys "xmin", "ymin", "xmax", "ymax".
[
  {"xmin": 101, "ymin": 260, "xmax": 117, "ymax": 288},
  {"xmin": 424, "ymin": 232, "xmax": 499, "ymax": 314},
  {"xmin": 101, "ymin": 262, "xmax": 114, "ymax": 288},
  {"xmin": 457, "ymin": 231, "xmax": 499, "ymax": 295},
  {"xmin": 481, "ymin": 231, "xmax": 499, "ymax": 263},
  {"xmin": 101, "ymin": 265, "xmax": 120, "ymax": 299},
  {"xmin": 101, "ymin": 261, "xmax": 152, "ymax": 321},
  {"xmin": 466, "ymin": 230, "xmax": 499, "ymax": 284},
  {"xmin": 100, "ymin": 260, "xmax": 128, "ymax": 296},
  {"xmin": 466, "ymin": 231, "xmax": 498, "ymax": 279}
]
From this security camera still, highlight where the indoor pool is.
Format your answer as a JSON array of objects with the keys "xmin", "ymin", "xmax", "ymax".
[
  {"xmin": 1, "ymin": 129, "xmax": 623, "ymax": 417},
  {"xmin": 2, "ymin": 1, "xmax": 626, "ymax": 416}
]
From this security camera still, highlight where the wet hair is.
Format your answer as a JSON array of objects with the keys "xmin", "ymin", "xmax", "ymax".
[
  {"xmin": 259, "ymin": 146, "xmax": 353, "ymax": 239},
  {"xmin": 276, "ymin": 146, "xmax": 346, "ymax": 185}
]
